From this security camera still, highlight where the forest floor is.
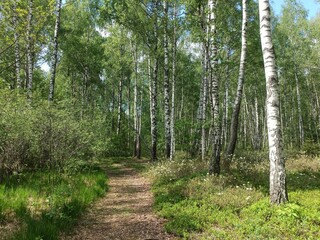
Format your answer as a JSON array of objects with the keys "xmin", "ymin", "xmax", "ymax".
[{"xmin": 61, "ymin": 158, "xmax": 176, "ymax": 240}]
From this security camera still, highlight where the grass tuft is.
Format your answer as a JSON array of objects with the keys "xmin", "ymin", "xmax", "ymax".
[{"xmin": 0, "ymin": 168, "xmax": 108, "ymax": 239}]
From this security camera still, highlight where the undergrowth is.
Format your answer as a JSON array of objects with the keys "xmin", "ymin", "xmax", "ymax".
[
  {"xmin": 0, "ymin": 165, "xmax": 107, "ymax": 240},
  {"xmin": 149, "ymin": 152, "xmax": 320, "ymax": 239}
]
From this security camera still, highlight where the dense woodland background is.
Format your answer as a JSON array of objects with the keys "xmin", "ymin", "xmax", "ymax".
[
  {"xmin": 1, "ymin": 0, "xmax": 319, "ymax": 170},
  {"xmin": 0, "ymin": 0, "xmax": 320, "ymax": 238}
]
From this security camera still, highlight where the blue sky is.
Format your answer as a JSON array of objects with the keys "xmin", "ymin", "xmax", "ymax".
[{"xmin": 271, "ymin": 0, "xmax": 320, "ymax": 18}]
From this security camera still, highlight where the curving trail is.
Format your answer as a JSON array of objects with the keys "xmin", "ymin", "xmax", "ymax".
[{"xmin": 62, "ymin": 159, "xmax": 175, "ymax": 240}]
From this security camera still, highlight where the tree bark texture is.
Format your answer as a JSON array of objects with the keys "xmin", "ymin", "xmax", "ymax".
[
  {"xmin": 259, "ymin": 0, "xmax": 288, "ymax": 204},
  {"xmin": 49, "ymin": 0, "xmax": 62, "ymax": 102},
  {"xmin": 294, "ymin": 67, "xmax": 304, "ymax": 146},
  {"xmin": 116, "ymin": 73, "xmax": 123, "ymax": 135},
  {"xmin": 227, "ymin": 0, "xmax": 248, "ymax": 157},
  {"xmin": 133, "ymin": 41, "xmax": 141, "ymax": 158},
  {"xmin": 13, "ymin": 0, "xmax": 21, "ymax": 89},
  {"xmin": 170, "ymin": 2, "xmax": 177, "ymax": 161},
  {"xmin": 207, "ymin": 0, "xmax": 221, "ymax": 175},
  {"xmin": 163, "ymin": 0, "xmax": 171, "ymax": 158},
  {"xmin": 26, "ymin": 0, "xmax": 34, "ymax": 101}
]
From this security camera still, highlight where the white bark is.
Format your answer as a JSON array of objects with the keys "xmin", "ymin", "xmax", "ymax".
[
  {"xmin": 197, "ymin": 3, "xmax": 208, "ymax": 160},
  {"xmin": 254, "ymin": 95, "xmax": 261, "ymax": 150},
  {"xmin": 49, "ymin": 0, "xmax": 62, "ymax": 102},
  {"xmin": 208, "ymin": 0, "xmax": 221, "ymax": 175},
  {"xmin": 227, "ymin": 0, "xmax": 247, "ymax": 157},
  {"xmin": 149, "ymin": 51, "xmax": 158, "ymax": 161},
  {"xmin": 294, "ymin": 68, "xmax": 304, "ymax": 146},
  {"xmin": 163, "ymin": 0, "xmax": 171, "ymax": 158},
  {"xmin": 116, "ymin": 74, "xmax": 123, "ymax": 135},
  {"xmin": 170, "ymin": 2, "xmax": 177, "ymax": 161},
  {"xmin": 13, "ymin": 0, "xmax": 21, "ymax": 89},
  {"xmin": 26, "ymin": 0, "xmax": 34, "ymax": 101},
  {"xmin": 259, "ymin": 0, "xmax": 288, "ymax": 204},
  {"xmin": 133, "ymin": 41, "xmax": 141, "ymax": 158}
]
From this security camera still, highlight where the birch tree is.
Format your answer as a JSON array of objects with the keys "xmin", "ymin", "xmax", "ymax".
[
  {"xmin": 227, "ymin": 0, "xmax": 248, "ymax": 158},
  {"xmin": 170, "ymin": 1, "xmax": 177, "ymax": 161},
  {"xmin": 49, "ymin": 0, "xmax": 62, "ymax": 102},
  {"xmin": 13, "ymin": 0, "xmax": 22, "ymax": 89},
  {"xmin": 163, "ymin": 0, "xmax": 171, "ymax": 158},
  {"xmin": 26, "ymin": 0, "xmax": 34, "ymax": 101},
  {"xmin": 133, "ymin": 40, "xmax": 141, "ymax": 159},
  {"xmin": 259, "ymin": 0, "xmax": 288, "ymax": 204},
  {"xmin": 208, "ymin": 0, "xmax": 221, "ymax": 175}
]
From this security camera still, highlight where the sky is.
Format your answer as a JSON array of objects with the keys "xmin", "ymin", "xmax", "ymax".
[{"xmin": 271, "ymin": 0, "xmax": 320, "ymax": 18}]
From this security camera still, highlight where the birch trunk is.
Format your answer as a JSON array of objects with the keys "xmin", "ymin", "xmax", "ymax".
[
  {"xmin": 170, "ymin": 2, "xmax": 177, "ymax": 161},
  {"xmin": 254, "ymin": 95, "xmax": 261, "ymax": 150},
  {"xmin": 163, "ymin": 0, "xmax": 171, "ymax": 158},
  {"xmin": 208, "ymin": 0, "xmax": 221, "ymax": 175},
  {"xmin": 149, "ymin": 52, "xmax": 158, "ymax": 161},
  {"xmin": 199, "ymin": 3, "xmax": 208, "ymax": 161},
  {"xmin": 49, "ymin": 0, "xmax": 62, "ymax": 102},
  {"xmin": 116, "ymin": 74, "xmax": 123, "ymax": 135},
  {"xmin": 294, "ymin": 67, "xmax": 304, "ymax": 146},
  {"xmin": 151, "ymin": 55, "xmax": 158, "ymax": 161},
  {"xmin": 26, "ymin": 0, "xmax": 34, "ymax": 101},
  {"xmin": 13, "ymin": 0, "xmax": 21, "ymax": 89},
  {"xmin": 133, "ymin": 41, "xmax": 141, "ymax": 158},
  {"xmin": 227, "ymin": 0, "xmax": 247, "ymax": 157},
  {"xmin": 259, "ymin": 0, "xmax": 288, "ymax": 204},
  {"xmin": 222, "ymin": 50, "xmax": 231, "ymax": 148}
]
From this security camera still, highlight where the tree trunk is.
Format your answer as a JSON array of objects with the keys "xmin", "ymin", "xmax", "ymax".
[
  {"xmin": 26, "ymin": 0, "xmax": 34, "ymax": 101},
  {"xmin": 111, "ymin": 87, "xmax": 115, "ymax": 132},
  {"xmin": 294, "ymin": 67, "xmax": 304, "ymax": 146},
  {"xmin": 254, "ymin": 95, "xmax": 261, "ymax": 150},
  {"xmin": 149, "ymin": 51, "xmax": 158, "ymax": 161},
  {"xmin": 163, "ymin": 0, "xmax": 171, "ymax": 158},
  {"xmin": 116, "ymin": 74, "xmax": 123, "ymax": 135},
  {"xmin": 49, "ymin": 0, "xmax": 62, "ymax": 102},
  {"xmin": 200, "ymin": 44, "xmax": 208, "ymax": 161},
  {"xmin": 259, "ymin": 0, "xmax": 288, "ymax": 204},
  {"xmin": 227, "ymin": 0, "xmax": 247, "ymax": 157},
  {"xmin": 13, "ymin": 0, "xmax": 21, "ymax": 89},
  {"xmin": 133, "ymin": 41, "xmax": 141, "ymax": 158},
  {"xmin": 170, "ymin": 2, "xmax": 177, "ymax": 161},
  {"xmin": 208, "ymin": 0, "xmax": 221, "ymax": 175},
  {"xmin": 222, "ymin": 50, "xmax": 231, "ymax": 148}
]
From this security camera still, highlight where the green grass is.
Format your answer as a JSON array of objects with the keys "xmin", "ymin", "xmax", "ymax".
[
  {"xmin": 149, "ymin": 153, "xmax": 320, "ymax": 239},
  {"xmin": 0, "ymin": 167, "xmax": 108, "ymax": 239}
]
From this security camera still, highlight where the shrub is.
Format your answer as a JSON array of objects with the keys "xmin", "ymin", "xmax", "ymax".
[{"xmin": 0, "ymin": 90, "xmax": 108, "ymax": 182}]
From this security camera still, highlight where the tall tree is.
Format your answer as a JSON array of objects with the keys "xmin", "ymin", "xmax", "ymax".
[
  {"xmin": 208, "ymin": 0, "xmax": 221, "ymax": 175},
  {"xmin": 49, "ymin": 0, "xmax": 62, "ymax": 102},
  {"xmin": 170, "ymin": 1, "xmax": 177, "ymax": 161},
  {"xmin": 259, "ymin": 0, "xmax": 288, "ymax": 204},
  {"xmin": 227, "ymin": 0, "xmax": 248, "ymax": 158},
  {"xmin": 163, "ymin": 0, "xmax": 171, "ymax": 158},
  {"xmin": 26, "ymin": 0, "xmax": 34, "ymax": 101},
  {"xmin": 13, "ymin": 0, "xmax": 22, "ymax": 89},
  {"xmin": 150, "ymin": 1, "xmax": 160, "ymax": 161},
  {"xmin": 132, "ymin": 39, "xmax": 141, "ymax": 159}
]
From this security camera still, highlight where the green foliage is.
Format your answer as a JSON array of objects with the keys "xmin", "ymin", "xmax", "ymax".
[
  {"xmin": 0, "ymin": 168, "xmax": 107, "ymax": 239},
  {"xmin": 150, "ymin": 154, "xmax": 320, "ymax": 239},
  {"xmin": 301, "ymin": 139, "xmax": 320, "ymax": 156},
  {"xmin": 0, "ymin": 91, "xmax": 111, "ymax": 182}
]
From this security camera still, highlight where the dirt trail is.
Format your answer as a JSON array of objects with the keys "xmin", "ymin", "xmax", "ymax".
[{"xmin": 62, "ymin": 159, "xmax": 176, "ymax": 240}]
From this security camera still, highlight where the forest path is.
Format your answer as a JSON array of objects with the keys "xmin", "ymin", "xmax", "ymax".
[{"xmin": 61, "ymin": 158, "xmax": 176, "ymax": 240}]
